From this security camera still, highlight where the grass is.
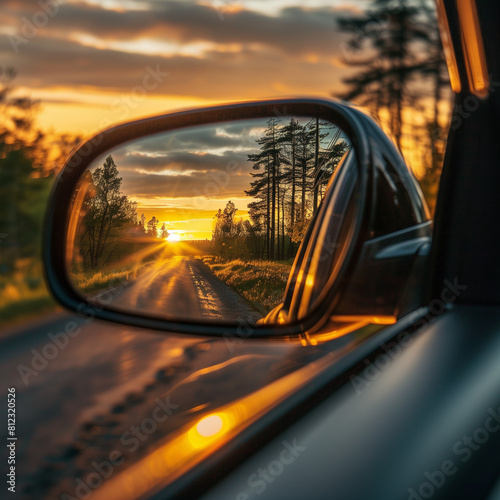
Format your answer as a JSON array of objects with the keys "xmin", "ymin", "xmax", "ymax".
[
  {"xmin": 201, "ymin": 256, "xmax": 293, "ymax": 314},
  {"xmin": 72, "ymin": 261, "xmax": 153, "ymax": 294}
]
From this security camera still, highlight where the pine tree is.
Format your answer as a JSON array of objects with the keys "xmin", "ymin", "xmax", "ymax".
[
  {"xmin": 337, "ymin": 0, "xmax": 434, "ymax": 149},
  {"xmin": 246, "ymin": 118, "xmax": 288, "ymax": 259},
  {"xmin": 279, "ymin": 118, "xmax": 302, "ymax": 233}
]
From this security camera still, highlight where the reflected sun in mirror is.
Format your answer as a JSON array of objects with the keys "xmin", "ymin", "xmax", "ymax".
[{"xmin": 166, "ymin": 232, "xmax": 182, "ymax": 243}]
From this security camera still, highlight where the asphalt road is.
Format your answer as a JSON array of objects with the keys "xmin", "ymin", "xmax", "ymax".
[
  {"xmin": 102, "ymin": 255, "xmax": 261, "ymax": 323},
  {"xmin": 0, "ymin": 307, "xmax": 323, "ymax": 499}
]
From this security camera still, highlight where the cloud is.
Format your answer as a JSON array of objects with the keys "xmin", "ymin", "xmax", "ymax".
[
  {"xmin": 4, "ymin": 0, "xmax": 348, "ymax": 56},
  {"xmin": 118, "ymin": 150, "xmax": 250, "ymax": 173},
  {"xmin": 97, "ymin": 120, "xmax": 265, "ymax": 177},
  {"xmin": 1, "ymin": 33, "xmax": 349, "ymax": 100},
  {"xmin": 127, "ymin": 123, "xmax": 262, "ymax": 153},
  {"xmin": 1, "ymin": 0, "xmax": 354, "ymax": 101},
  {"xmin": 0, "ymin": 0, "xmax": 360, "ymax": 137},
  {"xmin": 120, "ymin": 168, "xmax": 253, "ymax": 199}
]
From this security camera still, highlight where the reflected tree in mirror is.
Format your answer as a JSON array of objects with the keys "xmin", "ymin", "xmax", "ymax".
[{"xmin": 78, "ymin": 155, "xmax": 139, "ymax": 269}]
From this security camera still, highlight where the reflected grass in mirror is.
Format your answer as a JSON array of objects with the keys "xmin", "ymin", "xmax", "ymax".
[{"xmin": 67, "ymin": 116, "xmax": 350, "ymax": 324}]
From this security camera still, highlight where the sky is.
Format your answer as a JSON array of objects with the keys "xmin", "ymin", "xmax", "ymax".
[
  {"xmin": 1, "ymin": 0, "xmax": 448, "ymax": 236},
  {"xmin": 1, "ymin": 0, "xmax": 366, "ymax": 136}
]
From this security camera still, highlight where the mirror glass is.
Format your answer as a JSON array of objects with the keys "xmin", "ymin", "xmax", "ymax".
[{"xmin": 66, "ymin": 116, "xmax": 353, "ymax": 324}]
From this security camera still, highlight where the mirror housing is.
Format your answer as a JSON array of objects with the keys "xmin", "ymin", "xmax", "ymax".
[{"xmin": 43, "ymin": 98, "xmax": 430, "ymax": 339}]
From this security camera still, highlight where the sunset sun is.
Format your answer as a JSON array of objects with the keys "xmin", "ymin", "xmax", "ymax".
[{"xmin": 167, "ymin": 233, "xmax": 181, "ymax": 242}]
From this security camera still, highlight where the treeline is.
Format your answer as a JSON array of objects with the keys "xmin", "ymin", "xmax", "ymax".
[
  {"xmin": 245, "ymin": 117, "xmax": 349, "ymax": 260},
  {"xmin": 337, "ymin": 0, "xmax": 450, "ymax": 212},
  {"xmin": 0, "ymin": 67, "xmax": 78, "ymax": 274},
  {"xmin": 211, "ymin": 118, "xmax": 349, "ymax": 261}
]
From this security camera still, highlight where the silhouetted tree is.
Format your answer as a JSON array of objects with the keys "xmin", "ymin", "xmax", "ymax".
[
  {"xmin": 80, "ymin": 155, "xmax": 137, "ymax": 268},
  {"xmin": 146, "ymin": 216, "xmax": 159, "ymax": 238},
  {"xmin": 0, "ymin": 67, "xmax": 50, "ymax": 269},
  {"xmin": 245, "ymin": 118, "xmax": 350, "ymax": 260},
  {"xmin": 337, "ymin": 0, "xmax": 449, "ymax": 212},
  {"xmin": 160, "ymin": 223, "xmax": 169, "ymax": 239}
]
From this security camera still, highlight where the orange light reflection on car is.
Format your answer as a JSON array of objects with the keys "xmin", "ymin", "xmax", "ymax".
[
  {"xmin": 89, "ymin": 331, "xmax": 379, "ymax": 500},
  {"xmin": 436, "ymin": 0, "xmax": 461, "ymax": 93},
  {"xmin": 456, "ymin": 0, "xmax": 489, "ymax": 97},
  {"xmin": 304, "ymin": 316, "xmax": 395, "ymax": 345},
  {"xmin": 188, "ymin": 413, "xmax": 228, "ymax": 448},
  {"xmin": 66, "ymin": 175, "xmax": 91, "ymax": 264}
]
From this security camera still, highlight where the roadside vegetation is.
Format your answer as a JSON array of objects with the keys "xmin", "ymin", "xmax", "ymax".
[
  {"xmin": 201, "ymin": 256, "xmax": 293, "ymax": 315},
  {"xmin": 0, "ymin": 259, "xmax": 57, "ymax": 328},
  {"xmin": 72, "ymin": 260, "xmax": 154, "ymax": 295}
]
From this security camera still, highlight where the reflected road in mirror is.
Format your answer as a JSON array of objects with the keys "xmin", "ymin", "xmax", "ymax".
[{"xmin": 100, "ymin": 252, "xmax": 261, "ymax": 322}]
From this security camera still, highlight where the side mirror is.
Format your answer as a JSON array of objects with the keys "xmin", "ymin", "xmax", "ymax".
[{"xmin": 43, "ymin": 99, "xmax": 431, "ymax": 339}]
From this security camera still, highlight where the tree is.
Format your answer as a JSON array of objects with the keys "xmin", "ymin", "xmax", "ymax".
[
  {"xmin": 160, "ymin": 223, "xmax": 169, "ymax": 240},
  {"xmin": 246, "ymin": 118, "xmax": 290, "ymax": 259},
  {"xmin": 313, "ymin": 140, "xmax": 350, "ymax": 198},
  {"xmin": 213, "ymin": 201, "xmax": 238, "ymax": 238},
  {"xmin": 336, "ymin": 0, "xmax": 449, "ymax": 212},
  {"xmin": 245, "ymin": 118, "xmax": 349, "ymax": 260},
  {"xmin": 0, "ymin": 67, "xmax": 51, "ymax": 269},
  {"xmin": 0, "ymin": 144, "xmax": 51, "ymax": 267},
  {"xmin": 146, "ymin": 216, "xmax": 159, "ymax": 238},
  {"xmin": 79, "ymin": 155, "xmax": 137, "ymax": 268},
  {"xmin": 279, "ymin": 118, "xmax": 302, "ymax": 232},
  {"xmin": 296, "ymin": 123, "xmax": 315, "ymax": 221},
  {"xmin": 212, "ymin": 201, "xmax": 248, "ymax": 259},
  {"xmin": 337, "ymin": 0, "xmax": 446, "ymax": 148},
  {"xmin": 0, "ymin": 67, "xmax": 38, "ymax": 140}
]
